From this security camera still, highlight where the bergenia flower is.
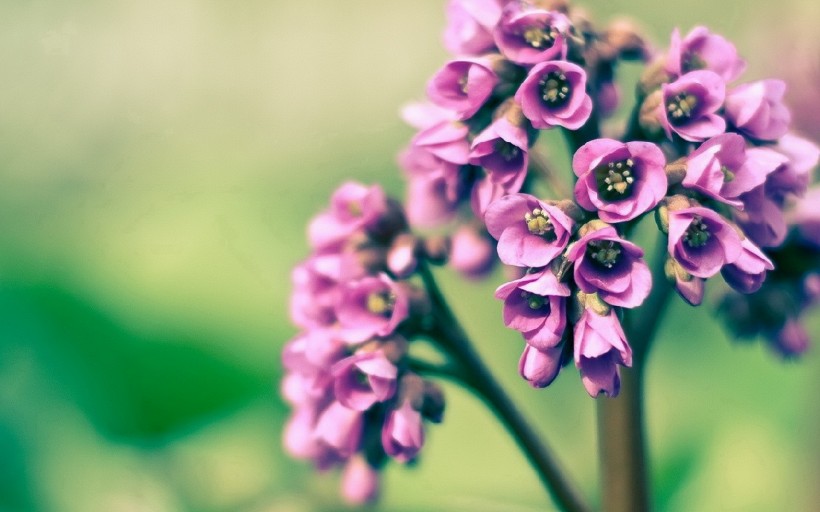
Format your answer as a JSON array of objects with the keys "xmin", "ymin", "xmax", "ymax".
[
  {"xmin": 411, "ymin": 120, "xmax": 472, "ymax": 166},
  {"xmin": 572, "ymin": 139, "xmax": 667, "ymax": 223},
  {"xmin": 382, "ymin": 399, "xmax": 425, "ymax": 462},
  {"xmin": 495, "ymin": 269, "xmax": 570, "ymax": 350},
  {"xmin": 659, "ymin": 70, "xmax": 726, "ymax": 142},
  {"xmin": 449, "ymin": 224, "xmax": 497, "ymax": 279},
  {"xmin": 737, "ymin": 185, "xmax": 788, "ymax": 248},
  {"xmin": 399, "ymin": 144, "xmax": 461, "ymax": 228},
  {"xmin": 308, "ymin": 182, "xmax": 389, "ymax": 251},
  {"xmin": 516, "ymin": 60, "xmax": 593, "ymax": 130},
  {"xmin": 443, "ymin": 0, "xmax": 504, "ymax": 56},
  {"xmin": 484, "ymin": 193, "xmax": 573, "ymax": 267},
  {"xmin": 427, "ymin": 57, "xmax": 500, "ymax": 119},
  {"xmin": 766, "ymin": 134, "xmax": 820, "ymax": 201},
  {"xmin": 566, "ymin": 224, "xmax": 652, "ymax": 308},
  {"xmin": 724, "ymin": 79, "xmax": 791, "ymax": 141},
  {"xmin": 772, "ymin": 318, "xmax": 810, "ymax": 358},
  {"xmin": 332, "ymin": 351, "xmax": 398, "ymax": 411},
  {"xmin": 342, "ymin": 455, "xmax": 380, "ymax": 505},
  {"xmin": 720, "ymin": 238, "xmax": 774, "ymax": 294},
  {"xmin": 469, "ymin": 110, "xmax": 531, "ymax": 193},
  {"xmin": 667, "ymin": 206, "xmax": 742, "ymax": 278},
  {"xmin": 470, "ymin": 175, "xmax": 508, "ymax": 218},
  {"xmin": 574, "ymin": 304, "xmax": 632, "ymax": 398},
  {"xmin": 519, "ymin": 344, "xmax": 563, "ymax": 388},
  {"xmin": 665, "ymin": 26, "xmax": 746, "ymax": 82},
  {"xmin": 314, "ymin": 401, "xmax": 364, "ymax": 458},
  {"xmin": 493, "ymin": 3, "xmax": 571, "ymax": 64},
  {"xmin": 336, "ymin": 274, "xmax": 410, "ymax": 343},
  {"xmin": 290, "ymin": 254, "xmax": 342, "ymax": 329}
]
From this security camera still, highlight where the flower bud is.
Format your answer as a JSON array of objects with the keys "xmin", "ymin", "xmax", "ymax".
[
  {"xmin": 638, "ymin": 89, "xmax": 663, "ymax": 138},
  {"xmin": 387, "ymin": 233, "xmax": 419, "ymax": 278},
  {"xmin": 421, "ymin": 380, "xmax": 446, "ymax": 423},
  {"xmin": 422, "ymin": 234, "xmax": 450, "ymax": 265}
]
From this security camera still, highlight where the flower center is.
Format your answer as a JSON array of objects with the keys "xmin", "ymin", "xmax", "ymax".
[
  {"xmin": 495, "ymin": 140, "xmax": 521, "ymax": 162},
  {"xmin": 522, "ymin": 25, "xmax": 557, "ymax": 49},
  {"xmin": 540, "ymin": 71, "xmax": 570, "ymax": 107},
  {"xmin": 524, "ymin": 208, "xmax": 556, "ymax": 240},
  {"xmin": 347, "ymin": 200, "xmax": 363, "ymax": 216},
  {"xmin": 684, "ymin": 216, "xmax": 711, "ymax": 248},
  {"xmin": 587, "ymin": 240, "xmax": 622, "ymax": 269},
  {"xmin": 720, "ymin": 165, "xmax": 735, "ymax": 182},
  {"xmin": 595, "ymin": 158, "xmax": 636, "ymax": 199},
  {"xmin": 366, "ymin": 291, "xmax": 396, "ymax": 316},
  {"xmin": 520, "ymin": 291, "xmax": 547, "ymax": 310},
  {"xmin": 681, "ymin": 52, "xmax": 706, "ymax": 73},
  {"xmin": 458, "ymin": 74, "xmax": 469, "ymax": 94},
  {"xmin": 666, "ymin": 93, "xmax": 699, "ymax": 124}
]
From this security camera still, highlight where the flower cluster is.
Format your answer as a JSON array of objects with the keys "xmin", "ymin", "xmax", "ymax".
[{"xmin": 283, "ymin": 182, "xmax": 445, "ymax": 504}]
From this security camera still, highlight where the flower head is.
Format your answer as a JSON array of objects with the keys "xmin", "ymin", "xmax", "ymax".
[
  {"xmin": 725, "ymin": 79, "xmax": 791, "ymax": 141},
  {"xmin": 336, "ymin": 274, "xmax": 410, "ymax": 343},
  {"xmin": 444, "ymin": 0, "xmax": 504, "ymax": 56},
  {"xmin": 573, "ymin": 303, "xmax": 632, "ymax": 397},
  {"xmin": 659, "ymin": 70, "xmax": 726, "ymax": 142},
  {"xmin": 308, "ymin": 183, "xmax": 389, "ymax": 251},
  {"xmin": 493, "ymin": 4, "xmax": 571, "ymax": 65},
  {"xmin": 666, "ymin": 26, "xmax": 745, "ymax": 82},
  {"xmin": 469, "ymin": 111, "xmax": 531, "ymax": 193},
  {"xmin": 667, "ymin": 206, "xmax": 742, "ymax": 278},
  {"xmin": 495, "ymin": 269, "xmax": 570, "ymax": 350},
  {"xmin": 427, "ymin": 57, "xmax": 500, "ymax": 119},
  {"xmin": 332, "ymin": 351, "xmax": 398, "ymax": 411},
  {"xmin": 516, "ymin": 60, "xmax": 593, "ymax": 130}
]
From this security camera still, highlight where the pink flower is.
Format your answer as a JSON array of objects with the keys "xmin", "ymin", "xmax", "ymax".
[
  {"xmin": 332, "ymin": 351, "xmax": 398, "ymax": 411},
  {"xmin": 470, "ymin": 176, "xmax": 508, "ymax": 219},
  {"xmin": 495, "ymin": 269, "xmax": 570, "ymax": 350},
  {"xmin": 519, "ymin": 344, "xmax": 563, "ymax": 388},
  {"xmin": 659, "ymin": 70, "xmax": 726, "ymax": 142},
  {"xmin": 427, "ymin": 57, "xmax": 500, "ymax": 119},
  {"xmin": 342, "ymin": 456, "xmax": 380, "ymax": 505},
  {"xmin": 399, "ymin": 144, "xmax": 461, "ymax": 227},
  {"xmin": 720, "ymin": 238, "xmax": 774, "ymax": 294},
  {"xmin": 736, "ymin": 185, "xmax": 788, "ymax": 248},
  {"xmin": 314, "ymin": 401, "xmax": 364, "ymax": 458},
  {"xmin": 516, "ymin": 60, "xmax": 593, "ymax": 130},
  {"xmin": 572, "ymin": 139, "xmax": 667, "ymax": 223},
  {"xmin": 725, "ymin": 79, "xmax": 791, "ymax": 141},
  {"xmin": 771, "ymin": 318, "xmax": 809, "ymax": 358},
  {"xmin": 574, "ymin": 307, "xmax": 632, "ymax": 398},
  {"xmin": 665, "ymin": 26, "xmax": 745, "ymax": 82},
  {"xmin": 308, "ymin": 182, "xmax": 388, "ymax": 251},
  {"xmin": 469, "ymin": 114, "xmax": 531, "ymax": 193},
  {"xmin": 450, "ymin": 224, "xmax": 497, "ymax": 279},
  {"xmin": 382, "ymin": 399, "xmax": 425, "ymax": 462},
  {"xmin": 566, "ymin": 225, "xmax": 652, "ymax": 309},
  {"xmin": 484, "ymin": 193, "xmax": 574, "ymax": 267},
  {"xmin": 336, "ymin": 274, "xmax": 410, "ymax": 343},
  {"xmin": 444, "ymin": 0, "xmax": 504, "ymax": 56},
  {"xmin": 667, "ymin": 207, "xmax": 742, "ymax": 278},
  {"xmin": 290, "ymin": 254, "xmax": 342, "ymax": 329},
  {"xmin": 411, "ymin": 120, "xmax": 472, "ymax": 166},
  {"xmin": 766, "ymin": 134, "xmax": 820, "ymax": 201},
  {"xmin": 494, "ymin": 4, "xmax": 571, "ymax": 65}
]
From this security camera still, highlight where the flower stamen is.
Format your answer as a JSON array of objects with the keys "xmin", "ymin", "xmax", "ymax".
[
  {"xmin": 666, "ymin": 93, "xmax": 699, "ymax": 123},
  {"xmin": 540, "ymin": 71, "xmax": 570, "ymax": 106},
  {"xmin": 367, "ymin": 291, "xmax": 396, "ymax": 316},
  {"xmin": 684, "ymin": 216, "xmax": 711, "ymax": 247},
  {"xmin": 524, "ymin": 208, "xmax": 556, "ymax": 240},
  {"xmin": 587, "ymin": 240, "xmax": 622, "ymax": 268}
]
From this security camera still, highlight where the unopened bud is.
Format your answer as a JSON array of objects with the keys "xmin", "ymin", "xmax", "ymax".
[
  {"xmin": 380, "ymin": 336, "xmax": 409, "ymax": 363},
  {"xmin": 655, "ymin": 203, "xmax": 669, "ymax": 233},
  {"xmin": 422, "ymin": 235, "xmax": 450, "ymax": 265},
  {"xmin": 663, "ymin": 194, "xmax": 694, "ymax": 212},
  {"xmin": 387, "ymin": 233, "xmax": 419, "ymax": 279},
  {"xmin": 421, "ymin": 380, "xmax": 445, "ymax": 423},
  {"xmin": 398, "ymin": 373, "xmax": 426, "ymax": 411},
  {"xmin": 665, "ymin": 158, "xmax": 688, "ymax": 186},
  {"xmin": 578, "ymin": 219, "xmax": 612, "ymax": 237},
  {"xmin": 604, "ymin": 18, "xmax": 650, "ymax": 61},
  {"xmin": 637, "ymin": 59, "xmax": 671, "ymax": 98},
  {"xmin": 552, "ymin": 199, "xmax": 587, "ymax": 225},
  {"xmin": 638, "ymin": 90, "xmax": 663, "ymax": 138}
]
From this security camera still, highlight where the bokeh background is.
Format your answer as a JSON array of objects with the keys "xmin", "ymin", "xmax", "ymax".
[{"xmin": 1, "ymin": 1, "xmax": 818, "ymax": 511}]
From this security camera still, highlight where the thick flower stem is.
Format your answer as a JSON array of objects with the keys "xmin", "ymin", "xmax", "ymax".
[{"xmin": 418, "ymin": 263, "xmax": 592, "ymax": 512}]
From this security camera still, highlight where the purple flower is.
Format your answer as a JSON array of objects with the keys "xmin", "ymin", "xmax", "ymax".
[
  {"xmin": 659, "ymin": 70, "xmax": 726, "ymax": 142},
  {"xmin": 736, "ymin": 185, "xmax": 788, "ymax": 248},
  {"xmin": 282, "ymin": 329, "xmax": 345, "ymax": 403},
  {"xmin": 766, "ymin": 134, "xmax": 820, "ymax": 201},
  {"xmin": 399, "ymin": 144, "xmax": 461, "ymax": 227},
  {"xmin": 725, "ymin": 80, "xmax": 791, "ymax": 141},
  {"xmin": 519, "ymin": 344, "xmax": 563, "ymax": 388},
  {"xmin": 667, "ymin": 206, "xmax": 742, "ymax": 278},
  {"xmin": 290, "ymin": 254, "xmax": 342, "ymax": 330},
  {"xmin": 411, "ymin": 120, "xmax": 472, "ymax": 166},
  {"xmin": 666, "ymin": 26, "xmax": 745, "ymax": 82},
  {"xmin": 284, "ymin": 406, "xmax": 323, "ymax": 460},
  {"xmin": 566, "ymin": 225, "xmax": 652, "ymax": 308},
  {"xmin": 572, "ymin": 139, "xmax": 667, "ymax": 223},
  {"xmin": 470, "ymin": 176, "xmax": 508, "ymax": 219},
  {"xmin": 314, "ymin": 401, "xmax": 364, "ymax": 458},
  {"xmin": 450, "ymin": 224, "xmax": 497, "ymax": 279},
  {"xmin": 484, "ymin": 193, "xmax": 573, "ymax": 267},
  {"xmin": 308, "ymin": 182, "xmax": 388, "ymax": 251},
  {"xmin": 382, "ymin": 399, "xmax": 424, "ymax": 462},
  {"xmin": 573, "ymin": 306, "xmax": 632, "ymax": 398},
  {"xmin": 444, "ymin": 0, "xmax": 504, "ymax": 56},
  {"xmin": 495, "ymin": 269, "xmax": 569, "ymax": 350},
  {"xmin": 721, "ymin": 238, "xmax": 774, "ymax": 294},
  {"xmin": 771, "ymin": 318, "xmax": 809, "ymax": 358},
  {"xmin": 493, "ymin": 4, "xmax": 571, "ymax": 65},
  {"xmin": 469, "ymin": 113, "xmax": 531, "ymax": 193},
  {"xmin": 427, "ymin": 57, "xmax": 500, "ymax": 119},
  {"xmin": 515, "ymin": 60, "xmax": 593, "ymax": 130},
  {"xmin": 681, "ymin": 134, "xmax": 781, "ymax": 207},
  {"xmin": 332, "ymin": 351, "xmax": 398, "ymax": 411},
  {"xmin": 336, "ymin": 274, "xmax": 409, "ymax": 343},
  {"xmin": 342, "ymin": 456, "xmax": 380, "ymax": 505}
]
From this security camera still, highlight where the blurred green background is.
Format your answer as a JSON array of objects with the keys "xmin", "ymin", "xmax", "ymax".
[{"xmin": 0, "ymin": 1, "xmax": 818, "ymax": 511}]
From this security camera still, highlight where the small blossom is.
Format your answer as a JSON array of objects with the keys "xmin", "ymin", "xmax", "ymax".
[
  {"xmin": 469, "ymin": 112, "xmax": 531, "ymax": 193},
  {"xmin": 771, "ymin": 318, "xmax": 809, "ymax": 358},
  {"xmin": 290, "ymin": 254, "xmax": 342, "ymax": 329},
  {"xmin": 516, "ymin": 60, "xmax": 593, "ymax": 130},
  {"xmin": 341, "ymin": 455, "xmax": 380, "ymax": 505},
  {"xmin": 666, "ymin": 26, "xmax": 745, "ymax": 82},
  {"xmin": 450, "ymin": 224, "xmax": 497, "ymax": 279},
  {"xmin": 659, "ymin": 70, "xmax": 726, "ymax": 142},
  {"xmin": 444, "ymin": 0, "xmax": 504, "ymax": 56},
  {"xmin": 336, "ymin": 274, "xmax": 410, "ymax": 343},
  {"xmin": 399, "ymin": 145, "xmax": 462, "ymax": 228},
  {"xmin": 428, "ymin": 57, "xmax": 500, "ymax": 119},
  {"xmin": 332, "ymin": 351, "xmax": 398, "ymax": 411},
  {"xmin": 574, "ymin": 305, "xmax": 632, "ymax": 398},
  {"xmin": 572, "ymin": 139, "xmax": 667, "ymax": 223},
  {"xmin": 724, "ymin": 79, "xmax": 791, "ymax": 141},
  {"xmin": 314, "ymin": 401, "xmax": 364, "ymax": 458},
  {"xmin": 720, "ymin": 238, "xmax": 774, "ymax": 294},
  {"xmin": 485, "ymin": 193, "xmax": 574, "ymax": 267},
  {"xmin": 382, "ymin": 399, "xmax": 425, "ymax": 462},
  {"xmin": 519, "ymin": 344, "xmax": 563, "ymax": 388},
  {"xmin": 667, "ymin": 206, "xmax": 742, "ymax": 278},
  {"xmin": 494, "ymin": 4, "xmax": 571, "ymax": 65},
  {"xmin": 411, "ymin": 120, "xmax": 472, "ymax": 165},
  {"xmin": 566, "ymin": 224, "xmax": 652, "ymax": 308},
  {"xmin": 308, "ymin": 182, "xmax": 389, "ymax": 251},
  {"xmin": 496, "ymin": 269, "xmax": 570, "ymax": 350},
  {"xmin": 736, "ymin": 185, "xmax": 788, "ymax": 248},
  {"xmin": 767, "ymin": 134, "xmax": 820, "ymax": 201}
]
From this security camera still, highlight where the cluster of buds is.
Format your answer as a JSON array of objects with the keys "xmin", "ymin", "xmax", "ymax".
[{"xmin": 283, "ymin": 182, "xmax": 446, "ymax": 504}]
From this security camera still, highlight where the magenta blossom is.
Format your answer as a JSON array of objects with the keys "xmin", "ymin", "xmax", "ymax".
[
  {"xmin": 290, "ymin": 254, "xmax": 342, "ymax": 329},
  {"xmin": 443, "ymin": 0, "xmax": 503, "ymax": 56},
  {"xmin": 470, "ymin": 176, "xmax": 508, "ymax": 219},
  {"xmin": 767, "ymin": 134, "xmax": 820, "ymax": 201},
  {"xmin": 308, "ymin": 182, "xmax": 388, "ymax": 251},
  {"xmin": 668, "ymin": 206, "xmax": 742, "ymax": 278},
  {"xmin": 428, "ymin": 57, "xmax": 500, "ymax": 119},
  {"xmin": 516, "ymin": 60, "xmax": 593, "ymax": 130},
  {"xmin": 336, "ymin": 274, "xmax": 410, "ymax": 343},
  {"xmin": 659, "ymin": 70, "xmax": 726, "ymax": 142},
  {"xmin": 720, "ymin": 238, "xmax": 774, "ymax": 294},
  {"xmin": 399, "ymin": 144, "xmax": 461, "ymax": 228},
  {"xmin": 495, "ymin": 269, "xmax": 570, "ymax": 350},
  {"xmin": 566, "ymin": 225, "xmax": 652, "ymax": 308},
  {"xmin": 484, "ymin": 193, "xmax": 573, "ymax": 267},
  {"xmin": 573, "ymin": 139, "xmax": 667, "ymax": 223},
  {"xmin": 382, "ymin": 399, "xmax": 424, "ymax": 462},
  {"xmin": 332, "ymin": 351, "xmax": 398, "ymax": 411},
  {"xmin": 574, "ymin": 306, "xmax": 632, "ymax": 398},
  {"xmin": 772, "ymin": 318, "xmax": 810, "ymax": 358},
  {"xmin": 411, "ymin": 120, "xmax": 471, "ymax": 166},
  {"xmin": 494, "ymin": 4, "xmax": 571, "ymax": 65},
  {"xmin": 665, "ymin": 26, "xmax": 745, "ymax": 82},
  {"xmin": 469, "ymin": 113, "xmax": 531, "ymax": 193},
  {"xmin": 450, "ymin": 224, "xmax": 497, "ymax": 279},
  {"xmin": 724, "ymin": 79, "xmax": 791, "ymax": 141},
  {"xmin": 314, "ymin": 401, "xmax": 364, "ymax": 458},
  {"xmin": 682, "ymin": 134, "xmax": 782, "ymax": 207},
  {"xmin": 736, "ymin": 185, "xmax": 788, "ymax": 248},
  {"xmin": 519, "ymin": 344, "xmax": 563, "ymax": 388},
  {"xmin": 342, "ymin": 455, "xmax": 380, "ymax": 505}
]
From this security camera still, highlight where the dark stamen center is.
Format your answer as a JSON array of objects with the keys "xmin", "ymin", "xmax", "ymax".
[
  {"xmin": 595, "ymin": 158, "xmax": 636, "ymax": 200},
  {"xmin": 524, "ymin": 208, "xmax": 556, "ymax": 240},
  {"xmin": 684, "ymin": 216, "xmax": 711, "ymax": 248},
  {"xmin": 681, "ymin": 52, "xmax": 706, "ymax": 73},
  {"xmin": 495, "ymin": 140, "xmax": 521, "ymax": 162},
  {"xmin": 522, "ymin": 25, "xmax": 558, "ymax": 49},
  {"xmin": 666, "ymin": 93, "xmax": 699, "ymax": 124},
  {"xmin": 587, "ymin": 240, "xmax": 622, "ymax": 269},
  {"xmin": 540, "ymin": 71, "xmax": 571, "ymax": 107},
  {"xmin": 520, "ymin": 291, "xmax": 547, "ymax": 310},
  {"xmin": 367, "ymin": 291, "xmax": 396, "ymax": 316},
  {"xmin": 720, "ymin": 165, "xmax": 735, "ymax": 182}
]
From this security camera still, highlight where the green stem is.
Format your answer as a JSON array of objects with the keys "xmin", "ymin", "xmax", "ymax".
[{"xmin": 418, "ymin": 263, "xmax": 592, "ymax": 512}]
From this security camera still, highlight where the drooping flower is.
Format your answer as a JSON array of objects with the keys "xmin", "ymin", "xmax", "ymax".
[
  {"xmin": 290, "ymin": 254, "xmax": 342, "ymax": 330},
  {"xmin": 516, "ymin": 60, "xmax": 593, "ymax": 130},
  {"xmin": 443, "ymin": 0, "xmax": 504, "ymax": 56},
  {"xmin": 724, "ymin": 79, "xmax": 791, "ymax": 141},
  {"xmin": 341, "ymin": 455, "xmax": 380, "ymax": 505},
  {"xmin": 659, "ymin": 70, "xmax": 726, "ymax": 142},
  {"xmin": 427, "ymin": 57, "xmax": 500, "ymax": 119},
  {"xmin": 495, "ymin": 269, "xmax": 570, "ymax": 350},
  {"xmin": 665, "ymin": 26, "xmax": 745, "ymax": 82},
  {"xmin": 664, "ymin": 257, "xmax": 705, "ymax": 306},
  {"xmin": 766, "ymin": 134, "xmax": 820, "ymax": 201},
  {"xmin": 336, "ymin": 274, "xmax": 410, "ymax": 343},
  {"xmin": 573, "ymin": 301, "xmax": 632, "ymax": 398},
  {"xmin": 493, "ymin": 4, "xmax": 571, "ymax": 65},
  {"xmin": 314, "ymin": 401, "xmax": 365, "ymax": 458},
  {"xmin": 308, "ymin": 182, "xmax": 389, "ymax": 251},
  {"xmin": 382, "ymin": 399, "xmax": 425, "ymax": 462},
  {"xmin": 484, "ymin": 193, "xmax": 574, "ymax": 267},
  {"xmin": 566, "ymin": 223, "xmax": 652, "ymax": 308},
  {"xmin": 449, "ymin": 224, "xmax": 497, "ymax": 279},
  {"xmin": 332, "ymin": 351, "xmax": 399, "ymax": 411},
  {"xmin": 667, "ymin": 206, "xmax": 742, "ymax": 278},
  {"xmin": 469, "ymin": 109, "xmax": 531, "ymax": 193},
  {"xmin": 519, "ymin": 344, "xmax": 563, "ymax": 388},
  {"xmin": 572, "ymin": 139, "xmax": 667, "ymax": 223},
  {"xmin": 720, "ymin": 237, "xmax": 774, "ymax": 294}
]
